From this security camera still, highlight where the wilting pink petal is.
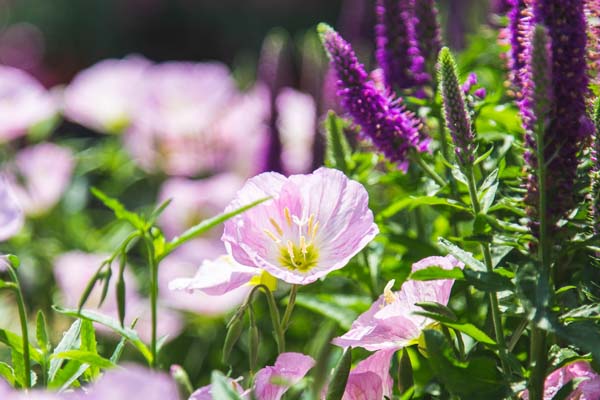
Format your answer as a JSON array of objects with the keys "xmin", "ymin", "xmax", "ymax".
[
  {"xmin": 161, "ymin": 252, "xmax": 251, "ymax": 315},
  {"xmin": 4, "ymin": 143, "xmax": 74, "ymax": 216},
  {"xmin": 222, "ymin": 168, "xmax": 378, "ymax": 285},
  {"xmin": 0, "ymin": 178, "xmax": 23, "ymax": 240},
  {"xmin": 276, "ymin": 88, "xmax": 317, "ymax": 175},
  {"xmin": 190, "ymin": 377, "xmax": 248, "ymax": 400},
  {"xmin": 74, "ymin": 364, "xmax": 179, "ymax": 400},
  {"xmin": 63, "ymin": 56, "xmax": 150, "ymax": 134},
  {"xmin": 521, "ymin": 361, "xmax": 600, "ymax": 400},
  {"xmin": 253, "ymin": 352, "xmax": 315, "ymax": 400},
  {"xmin": 54, "ymin": 251, "xmax": 182, "ymax": 342},
  {"xmin": 342, "ymin": 349, "xmax": 395, "ymax": 400},
  {"xmin": 333, "ymin": 255, "xmax": 463, "ymax": 351},
  {"xmin": 0, "ymin": 65, "xmax": 56, "ymax": 142},
  {"xmin": 158, "ymin": 174, "xmax": 244, "ymax": 240}
]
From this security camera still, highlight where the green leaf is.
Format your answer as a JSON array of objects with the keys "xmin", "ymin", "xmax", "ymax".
[
  {"xmin": 48, "ymin": 361, "xmax": 88, "ymax": 391},
  {"xmin": 463, "ymin": 269, "xmax": 514, "ymax": 292},
  {"xmin": 91, "ymin": 187, "xmax": 146, "ymax": 229},
  {"xmin": 162, "ymin": 197, "xmax": 270, "ymax": 259},
  {"xmin": 560, "ymin": 304, "xmax": 600, "ymax": 322},
  {"xmin": 415, "ymin": 302, "xmax": 458, "ymax": 321},
  {"xmin": 474, "ymin": 146, "xmax": 494, "ymax": 165},
  {"xmin": 479, "ymin": 182, "xmax": 499, "ymax": 214},
  {"xmin": 109, "ymin": 336, "xmax": 128, "ymax": 364},
  {"xmin": 51, "ymin": 350, "xmax": 115, "ymax": 370},
  {"xmin": 409, "ymin": 266, "xmax": 464, "ymax": 281},
  {"xmin": 12, "ymin": 350, "xmax": 36, "ymax": 389},
  {"xmin": 294, "ymin": 294, "xmax": 368, "ymax": 330},
  {"xmin": 326, "ymin": 349, "xmax": 352, "ymax": 400},
  {"xmin": 0, "ymin": 329, "xmax": 43, "ymax": 363},
  {"xmin": 324, "ymin": 111, "xmax": 354, "ymax": 172},
  {"xmin": 80, "ymin": 320, "xmax": 99, "ymax": 379},
  {"xmin": 210, "ymin": 371, "xmax": 243, "ymax": 400},
  {"xmin": 438, "ymin": 237, "xmax": 486, "ymax": 272},
  {"xmin": 0, "ymin": 361, "xmax": 15, "ymax": 386},
  {"xmin": 381, "ymin": 196, "xmax": 470, "ymax": 219},
  {"xmin": 48, "ymin": 319, "xmax": 82, "ymax": 383},
  {"xmin": 52, "ymin": 306, "xmax": 152, "ymax": 364},
  {"xmin": 415, "ymin": 312, "xmax": 496, "ymax": 346},
  {"xmin": 36, "ymin": 310, "xmax": 51, "ymax": 354}
]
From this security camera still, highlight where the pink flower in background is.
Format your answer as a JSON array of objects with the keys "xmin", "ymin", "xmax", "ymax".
[
  {"xmin": 0, "ymin": 178, "xmax": 23, "ymax": 240},
  {"xmin": 72, "ymin": 364, "xmax": 179, "ymax": 400},
  {"xmin": 0, "ymin": 65, "xmax": 57, "ymax": 142},
  {"xmin": 63, "ymin": 56, "xmax": 150, "ymax": 134},
  {"xmin": 162, "ymin": 252, "xmax": 253, "ymax": 315},
  {"xmin": 190, "ymin": 352, "xmax": 314, "ymax": 400},
  {"xmin": 333, "ymin": 255, "xmax": 464, "ymax": 351},
  {"xmin": 4, "ymin": 143, "xmax": 74, "ymax": 216},
  {"xmin": 53, "ymin": 251, "xmax": 182, "ymax": 343},
  {"xmin": 222, "ymin": 167, "xmax": 378, "ymax": 285},
  {"xmin": 276, "ymin": 88, "xmax": 317, "ymax": 175},
  {"xmin": 521, "ymin": 361, "xmax": 600, "ymax": 400},
  {"xmin": 158, "ymin": 173, "xmax": 244, "ymax": 240},
  {"xmin": 341, "ymin": 349, "xmax": 394, "ymax": 400}
]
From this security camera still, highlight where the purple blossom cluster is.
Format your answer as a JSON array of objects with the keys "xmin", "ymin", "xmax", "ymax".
[{"xmin": 320, "ymin": 24, "xmax": 429, "ymax": 171}]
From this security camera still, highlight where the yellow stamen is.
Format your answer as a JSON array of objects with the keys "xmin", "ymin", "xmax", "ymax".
[
  {"xmin": 307, "ymin": 215, "xmax": 314, "ymax": 236},
  {"xmin": 383, "ymin": 279, "xmax": 396, "ymax": 305},
  {"xmin": 284, "ymin": 207, "xmax": 292, "ymax": 227},
  {"xmin": 263, "ymin": 229, "xmax": 281, "ymax": 243},
  {"xmin": 299, "ymin": 235, "xmax": 307, "ymax": 256},
  {"xmin": 269, "ymin": 218, "xmax": 283, "ymax": 236},
  {"xmin": 311, "ymin": 221, "xmax": 320, "ymax": 241},
  {"xmin": 287, "ymin": 240, "xmax": 296, "ymax": 266}
]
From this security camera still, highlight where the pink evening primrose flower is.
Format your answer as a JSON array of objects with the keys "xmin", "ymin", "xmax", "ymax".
[
  {"xmin": 222, "ymin": 167, "xmax": 379, "ymax": 285},
  {"xmin": 190, "ymin": 352, "xmax": 315, "ymax": 400},
  {"xmin": 63, "ymin": 56, "xmax": 150, "ymax": 134},
  {"xmin": 341, "ymin": 349, "xmax": 395, "ymax": 400},
  {"xmin": 521, "ymin": 361, "xmax": 600, "ymax": 400},
  {"xmin": 3, "ymin": 143, "xmax": 74, "ymax": 216},
  {"xmin": 0, "ymin": 178, "xmax": 23, "ymax": 240},
  {"xmin": 0, "ymin": 65, "xmax": 57, "ymax": 142},
  {"xmin": 275, "ymin": 87, "xmax": 317, "ymax": 175},
  {"xmin": 333, "ymin": 255, "xmax": 464, "ymax": 351}
]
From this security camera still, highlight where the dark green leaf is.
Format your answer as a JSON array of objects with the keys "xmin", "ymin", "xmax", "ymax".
[
  {"xmin": 326, "ymin": 349, "xmax": 352, "ymax": 400},
  {"xmin": 0, "ymin": 329, "xmax": 43, "ymax": 363},
  {"xmin": 324, "ymin": 111, "xmax": 353, "ymax": 172},
  {"xmin": 51, "ymin": 350, "xmax": 115, "ymax": 370},
  {"xmin": 36, "ymin": 310, "xmax": 51, "ymax": 354},
  {"xmin": 91, "ymin": 187, "xmax": 146, "ymax": 229},
  {"xmin": 48, "ymin": 320, "xmax": 82, "ymax": 382},
  {"xmin": 438, "ymin": 237, "xmax": 486, "ymax": 272}
]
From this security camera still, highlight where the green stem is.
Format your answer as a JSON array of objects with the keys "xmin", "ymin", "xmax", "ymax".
[
  {"xmin": 257, "ymin": 285, "xmax": 285, "ymax": 353},
  {"xmin": 6, "ymin": 265, "xmax": 31, "ymax": 388},
  {"xmin": 410, "ymin": 150, "xmax": 447, "ymax": 188},
  {"xmin": 465, "ymin": 167, "xmax": 510, "ymax": 377},
  {"xmin": 281, "ymin": 285, "xmax": 298, "ymax": 331},
  {"xmin": 145, "ymin": 238, "xmax": 159, "ymax": 369}
]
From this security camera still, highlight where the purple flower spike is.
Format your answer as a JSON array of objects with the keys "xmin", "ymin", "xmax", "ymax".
[
  {"xmin": 591, "ymin": 100, "xmax": 600, "ymax": 234},
  {"xmin": 318, "ymin": 23, "xmax": 429, "ymax": 170},
  {"xmin": 375, "ymin": 0, "xmax": 429, "ymax": 90},
  {"xmin": 414, "ymin": 0, "xmax": 442, "ymax": 72},
  {"xmin": 507, "ymin": 0, "xmax": 532, "ymax": 90}
]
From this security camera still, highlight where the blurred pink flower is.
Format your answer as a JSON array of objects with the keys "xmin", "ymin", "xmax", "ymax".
[
  {"xmin": 162, "ymin": 252, "xmax": 252, "ymax": 316},
  {"xmin": 53, "ymin": 251, "xmax": 182, "ymax": 343},
  {"xmin": 190, "ymin": 377, "xmax": 247, "ymax": 400},
  {"xmin": 63, "ymin": 56, "xmax": 150, "ymax": 134},
  {"xmin": 4, "ymin": 143, "xmax": 74, "ymax": 216},
  {"xmin": 124, "ymin": 62, "xmax": 269, "ymax": 177},
  {"xmin": 222, "ymin": 167, "xmax": 378, "ymax": 285},
  {"xmin": 157, "ymin": 173, "xmax": 244, "ymax": 240},
  {"xmin": 0, "ymin": 178, "xmax": 23, "ymax": 240},
  {"xmin": 276, "ymin": 88, "xmax": 317, "ymax": 175},
  {"xmin": 0, "ymin": 65, "xmax": 57, "ymax": 142},
  {"xmin": 343, "ymin": 350, "xmax": 394, "ymax": 400},
  {"xmin": 521, "ymin": 361, "xmax": 600, "ymax": 400},
  {"xmin": 333, "ymin": 255, "xmax": 464, "ymax": 351},
  {"xmin": 190, "ymin": 352, "xmax": 314, "ymax": 400},
  {"xmin": 73, "ymin": 364, "xmax": 179, "ymax": 400}
]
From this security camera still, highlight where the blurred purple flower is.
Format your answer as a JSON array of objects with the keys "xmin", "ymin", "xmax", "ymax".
[
  {"xmin": 521, "ymin": 361, "xmax": 600, "ymax": 400},
  {"xmin": 276, "ymin": 88, "xmax": 317, "ymax": 175},
  {"xmin": 341, "ymin": 349, "xmax": 394, "ymax": 400},
  {"xmin": 333, "ymin": 255, "xmax": 463, "ymax": 351},
  {"xmin": 414, "ymin": 0, "xmax": 442, "ymax": 73},
  {"xmin": 53, "ymin": 251, "xmax": 182, "ymax": 342},
  {"xmin": 157, "ymin": 174, "xmax": 244, "ymax": 240},
  {"xmin": 0, "ymin": 23, "xmax": 45, "ymax": 75},
  {"xmin": 0, "ymin": 65, "xmax": 57, "ymax": 142},
  {"xmin": 375, "ymin": 0, "xmax": 428, "ymax": 90},
  {"xmin": 222, "ymin": 168, "xmax": 378, "ymax": 285},
  {"xmin": 4, "ymin": 143, "xmax": 74, "ymax": 216},
  {"xmin": 319, "ymin": 24, "xmax": 429, "ymax": 171},
  {"xmin": 63, "ymin": 56, "xmax": 150, "ymax": 134},
  {"xmin": 125, "ymin": 62, "xmax": 269, "ymax": 177},
  {"xmin": 507, "ymin": 0, "xmax": 531, "ymax": 90},
  {"xmin": 73, "ymin": 364, "xmax": 179, "ymax": 400},
  {"xmin": 190, "ymin": 377, "xmax": 247, "ymax": 400},
  {"xmin": 0, "ymin": 178, "xmax": 23, "ymax": 240}
]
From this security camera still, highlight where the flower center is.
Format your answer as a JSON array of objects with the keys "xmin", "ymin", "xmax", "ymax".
[{"xmin": 263, "ymin": 207, "xmax": 320, "ymax": 272}]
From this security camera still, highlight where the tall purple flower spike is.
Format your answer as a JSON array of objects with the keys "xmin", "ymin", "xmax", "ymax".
[
  {"xmin": 375, "ymin": 0, "xmax": 429, "ymax": 90},
  {"xmin": 319, "ymin": 23, "xmax": 430, "ymax": 171},
  {"xmin": 507, "ymin": 0, "xmax": 531, "ymax": 90},
  {"xmin": 526, "ymin": 0, "xmax": 592, "ymax": 225},
  {"xmin": 414, "ymin": 0, "xmax": 442, "ymax": 73}
]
